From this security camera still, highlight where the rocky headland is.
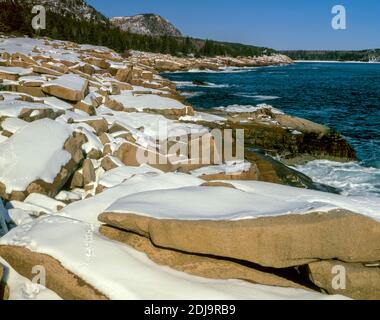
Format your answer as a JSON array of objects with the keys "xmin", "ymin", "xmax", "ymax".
[{"xmin": 0, "ymin": 36, "xmax": 378, "ymax": 301}]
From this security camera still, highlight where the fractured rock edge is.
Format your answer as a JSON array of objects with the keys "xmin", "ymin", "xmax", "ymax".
[
  {"xmin": 0, "ymin": 246, "xmax": 108, "ymax": 300},
  {"xmin": 100, "ymin": 225, "xmax": 314, "ymax": 291},
  {"xmin": 98, "ymin": 210, "xmax": 380, "ymax": 269}
]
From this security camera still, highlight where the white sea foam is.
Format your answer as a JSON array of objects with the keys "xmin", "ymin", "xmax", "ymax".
[
  {"xmin": 215, "ymin": 104, "xmax": 284, "ymax": 114},
  {"xmin": 180, "ymin": 91, "xmax": 206, "ymax": 98},
  {"xmin": 174, "ymin": 81, "xmax": 229, "ymax": 88},
  {"xmin": 184, "ymin": 67, "xmax": 257, "ymax": 74},
  {"xmin": 252, "ymin": 95, "xmax": 281, "ymax": 101},
  {"xmin": 293, "ymin": 160, "xmax": 380, "ymax": 197}
]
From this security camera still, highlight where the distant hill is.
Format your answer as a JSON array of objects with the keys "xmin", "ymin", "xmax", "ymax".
[
  {"xmin": 0, "ymin": 0, "xmax": 274, "ymax": 58},
  {"xmin": 111, "ymin": 14, "xmax": 182, "ymax": 37},
  {"xmin": 281, "ymin": 49, "xmax": 380, "ymax": 62},
  {"xmin": 0, "ymin": 0, "xmax": 108, "ymax": 23}
]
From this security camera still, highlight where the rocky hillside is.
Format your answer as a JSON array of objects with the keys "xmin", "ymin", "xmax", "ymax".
[
  {"xmin": 0, "ymin": 0, "xmax": 107, "ymax": 23},
  {"xmin": 0, "ymin": 0, "xmax": 274, "ymax": 58},
  {"xmin": 111, "ymin": 14, "xmax": 182, "ymax": 37}
]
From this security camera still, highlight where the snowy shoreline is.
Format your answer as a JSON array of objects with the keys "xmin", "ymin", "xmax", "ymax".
[{"xmin": 0, "ymin": 36, "xmax": 379, "ymax": 301}]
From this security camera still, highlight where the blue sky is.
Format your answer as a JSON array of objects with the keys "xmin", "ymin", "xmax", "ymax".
[{"xmin": 86, "ymin": 0, "xmax": 380, "ymax": 50}]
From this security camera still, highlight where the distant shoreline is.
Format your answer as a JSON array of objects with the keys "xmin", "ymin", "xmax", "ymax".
[{"xmin": 294, "ymin": 60, "xmax": 380, "ymax": 64}]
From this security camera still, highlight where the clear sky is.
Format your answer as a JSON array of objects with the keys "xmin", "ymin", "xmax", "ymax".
[{"xmin": 86, "ymin": 0, "xmax": 380, "ymax": 50}]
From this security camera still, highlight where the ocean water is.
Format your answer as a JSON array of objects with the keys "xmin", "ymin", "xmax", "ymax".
[{"xmin": 163, "ymin": 62, "xmax": 380, "ymax": 197}]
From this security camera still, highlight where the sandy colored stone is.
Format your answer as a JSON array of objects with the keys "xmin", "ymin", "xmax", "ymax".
[
  {"xmin": 308, "ymin": 261, "xmax": 380, "ymax": 300},
  {"xmin": 0, "ymin": 246, "xmax": 108, "ymax": 300},
  {"xmin": 0, "ymin": 132, "xmax": 85, "ymax": 201},
  {"xmin": 101, "ymin": 156, "xmax": 119, "ymax": 171},
  {"xmin": 100, "ymin": 226, "xmax": 311, "ymax": 291},
  {"xmin": 87, "ymin": 149, "xmax": 102, "ymax": 160},
  {"xmin": 99, "ymin": 133, "xmax": 111, "ymax": 146},
  {"xmin": 12, "ymin": 52, "xmax": 36, "ymax": 65},
  {"xmin": 99, "ymin": 210, "xmax": 380, "ymax": 268},
  {"xmin": 108, "ymin": 123, "xmax": 129, "ymax": 134},
  {"xmin": 141, "ymin": 71, "xmax": 154, "ymax": 81},
  {"xmin": 0, "ymin": 71, "xmax": 22, "ymax": 81},
  {"xmin": 108, "ymin": 79, "xmax": 133, "ymax": 91},
  {"xmin": 70, "ymin": 170, "xmax": 84, "ymax": 189},
  {"xmin": 0, "ymin": 263, "xmax": 9, "ymax": 300},
  {"xmin": 106, "ymin": 96, "xmax": 192, "ymax": 118},
  {"xmin": 102, "ymin": 144, "xmax": 113, "ymax": 157},
  {"xmin": 115, "ymin": 67, "xmax": 132, "ymax": 82},
  {"xmin": 85, "ymin": 119, "xmax": 108, "ymax": 136},
  {"xmin": 82, "ymin": 159, "xmax": 96, "ymax": 185},
  {"xmin": 200, "ymin": 181, "xmax": 236, "ymax": 189},
  {"xmin": 198, "ymin": 165, "xmax": 260, "ymax": 182},
  {"xmin": 41, "ymin": 62, "xmax": 68, "ymax": 74},
  {"xmin": 114, "ymin": 142, "xmax": 159, "ymax": 168},
  {"xmin": 18, "ymin": 108, "xmax": 63, "ymax": 123},
  {"xmin": 83, "ymin": 57, "xmax": 110, "ymax": 69},
  {"xmin": 32, "ymin": 65, "xmax": 63, "ymax": 76},
  {"xmin": 5, "ymin": 84, "xmax": 46, "ymax": 98},
  {"xmin": 42, "ymin": 77, "xmax": 89, "ymax": 102},
  {"xmin": 74, "ymin": 101, "xmax": 96, "ymax": 115}
]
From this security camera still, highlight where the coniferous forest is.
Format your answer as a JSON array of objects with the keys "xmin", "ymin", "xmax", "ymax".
[{"xmin": 0, "ymin": 0, "xmax": 272, "ymax": 57}]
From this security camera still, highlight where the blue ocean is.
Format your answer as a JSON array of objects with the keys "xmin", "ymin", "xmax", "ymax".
[{"xmin": 163, "ymin": 62, "xmax": 380, "ymax": 197}]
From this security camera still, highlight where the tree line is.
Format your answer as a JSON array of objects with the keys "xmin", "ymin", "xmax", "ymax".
[
  {"xmin": 281, "ymin": 50, "xmax": 380, "ymax": 62},
  {"xmin": 0, "ymin": 0, "xmax": 273, "ymax": 58}
]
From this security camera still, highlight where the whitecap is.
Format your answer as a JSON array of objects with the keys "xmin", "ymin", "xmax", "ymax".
[
  {"xmin": 293, "ymin": 160, "xmax": 380, "ymax": 197},
  {"xmin": 174, "ymin": 81, "xmax": 229, "ymax": 88},
  {"xmin": 180, "ymin": 91, "xmax": 206, "ymax": 98}
]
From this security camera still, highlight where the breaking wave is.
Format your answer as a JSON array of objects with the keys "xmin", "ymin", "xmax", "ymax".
[{"xmin": 293, "ymin": 160, "xmax": 380, "ymax": 197}]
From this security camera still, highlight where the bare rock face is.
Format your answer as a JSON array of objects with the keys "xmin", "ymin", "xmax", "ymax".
[
  {"xmin": 100, "ymin": 226, "xmax": 310, "ymax": 291},
  {"xmin": 0, "ymin": 246, "xmax": 108, "ymax": 300},
  {"xmin": 42, "ymin": 74, "xmax": 89, "ymax": 102},
  {"xmin": 307, "ymin": 261, "xmax": 380, "ymax": 300},
  {"xmin": 99, "ymin": 210, "xmax": 380, "ymax": 269},
  {"xmin": 110, "ymin": 14, "xmax": 182, "ymax": 37}
]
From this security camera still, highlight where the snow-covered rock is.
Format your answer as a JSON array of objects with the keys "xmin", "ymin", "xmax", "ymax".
[
  {"xmin": 107, "ymin": 93, "xmax": 191, "ymax": 117},
  {"xmin": 99, "ymin": 184, "xmax": 380, "ymax": 268},
  {"xmin": 0, "ymin": 216, "xmax": 347, "ymax": 300},
  {"xmin": 0, "ymin": 119, "xmax": 85, "ymax": 201},
  {"xmin": 42, "ymin": 74, "xmax": 89, "ymax": 102}
]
